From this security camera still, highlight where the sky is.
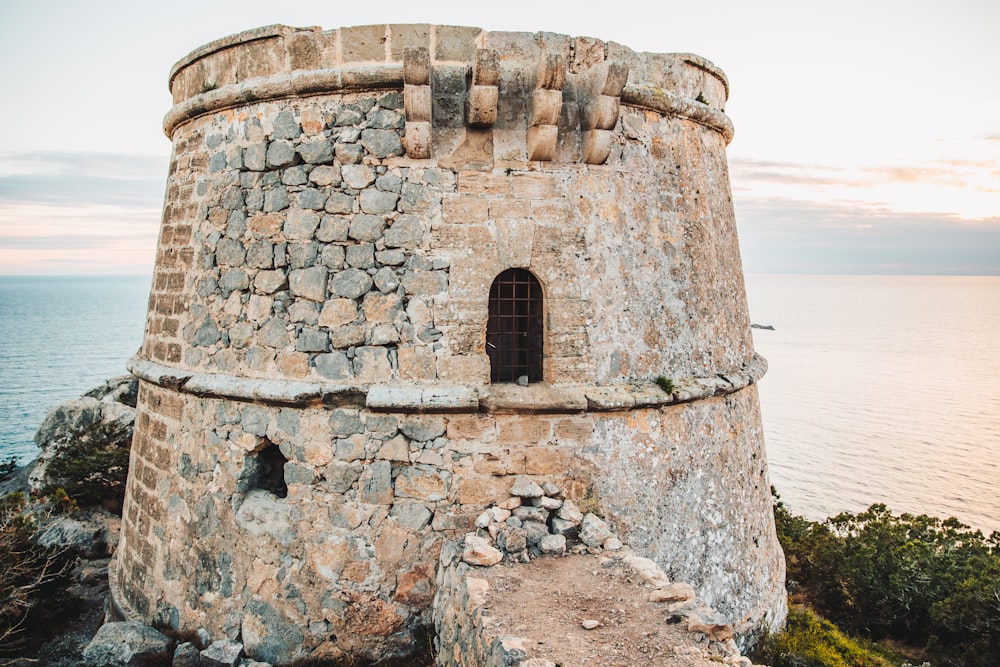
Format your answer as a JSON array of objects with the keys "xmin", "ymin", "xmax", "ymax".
[{"xmin": 0, "ymin": 0, "xmax": 997, "ymax": 275}]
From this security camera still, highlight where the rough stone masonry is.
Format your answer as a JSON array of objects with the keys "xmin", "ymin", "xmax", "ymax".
[{"xmin": 111, "ymin": 23, "xmax": 787, "ymax": 664}]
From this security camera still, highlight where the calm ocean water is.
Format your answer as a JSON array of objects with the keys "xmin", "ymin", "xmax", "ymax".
[
  {"xmin": 0, "ymin": 274, "xmax": 996, "ymax": 533},
  {"xmin": 747, "ymin": 274, "xmax": 1000, "ymax": 535},
  {"xmin": 0, "ymin": 276, "xmax": 149, "ymax": 464}
]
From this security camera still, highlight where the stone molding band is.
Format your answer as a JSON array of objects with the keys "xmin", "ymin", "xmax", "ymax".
[
  {"xmin": 127, "ymin": 353, "xmax": 767, "ymax": 414},
  {"xmin": 161, "ymin": 66, "xmax": 735, "ymax": 144}
]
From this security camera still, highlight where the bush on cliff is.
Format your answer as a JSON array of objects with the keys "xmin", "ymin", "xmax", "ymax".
[
  {"xmin": 38, "ymin": 420, "xmax": 132, "ymax": 513},
  {"xmin": 771, "ymin": 489, "xmax": 1000, "ymax": 666},
  {"xmin": 0, "ymin": 493, "xmax": 77, "ymax": 655},
  {"xmin": 753, "ymin": 606, "xmax": 898, "ymax": 667}
]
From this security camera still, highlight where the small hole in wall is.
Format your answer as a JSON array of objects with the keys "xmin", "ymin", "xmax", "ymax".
[{"xmin": 247, "ymin": 441, "xmax": 288, "ymax": 499}]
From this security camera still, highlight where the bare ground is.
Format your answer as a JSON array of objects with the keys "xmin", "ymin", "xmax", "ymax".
[{"xmin": 476, "ymin": 553, "xmax": 744, "ymax": 666}]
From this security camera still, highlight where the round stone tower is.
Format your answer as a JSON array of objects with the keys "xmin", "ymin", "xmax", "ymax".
[{"xmin": 113, "ymin": 24, "xmax": 786, "ymax": 663}]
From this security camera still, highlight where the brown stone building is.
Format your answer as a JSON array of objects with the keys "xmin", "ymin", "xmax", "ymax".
[{"xmin": 113, "ymin": 24, "xmax": 786, "ymax": 664}]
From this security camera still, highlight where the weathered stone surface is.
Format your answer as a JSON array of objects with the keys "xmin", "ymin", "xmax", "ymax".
[
  {"xmin": 329, "ymin": 268, "xmax": 373, "ymax": 299},
  {"xmin": 288, "ymin": 266, "xmax": 327, "ymax": 301},
  {"xmin": 124, "ymin": 26, "xmax": 784, "ymax": 665},
  {"xmin": 361, "ymin": 129, "xmax": 403, "ymax": 157},
  {"xmin": 266, "ymin": 141, "xmax": 297, "ymax": 168},
  {"xmin": 539, "ymin": 533, "xmax": 567, "ymax": 555},
  {"xmin": 578, "ymin": 513, "xmax": 613, "ymax": 548},
  {"xmin": 359, "ymin": 460, "xmax": 393, "ymax": 504},
  {"xmin": 242, "ymin": 598, "xmax": 304, "ymax": 665},
  {"xmin": 341, "ymin": 164, "xmax": 375, "ymax": 189},
  {"xmin": 399, "ymin": 416, "xmax": 445, "ymax": 442},
  {"xmin": 348, "ymin": 214, "xmax": 385, "ymax": 242},
  {"xmin": 462, "ymin": 533, "xmax": 502, "ymax": 566},
  {"xmin": 82, "ymin": 621, "xmax": 171, "ymax": 667},
  {"xmin": 200, "ymin": 639, "xmax": 244, "ymax": 667},
  {"xmin": 383, "ymin": 214, "xmax": 422, "ymax": 249},
  {"xmin": 254, "ymin": 270, "xmax": 286, "ymax": 294},
  {"xmin": 171, "ymin": 642, "xmax": 201, "ymax": 667},
  {"xmin": 394, "ymin": 465, "xmax": 448, "ymax": 501},
  {"xmin": 510, "ymin": 475, "xmax": 544, "ymax": 498},
  {"xmin": 650, "ymin": 582, "xmax": 695, "ymax": 603}
]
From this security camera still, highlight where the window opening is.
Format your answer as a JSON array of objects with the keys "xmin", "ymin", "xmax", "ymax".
[
  {"xmin": 245, "ymin": 441, "xmax": 288, "ymax": 498},
  {"xmin": 487, "ymin": 269, "xmax": 543, "ymax": 383}
]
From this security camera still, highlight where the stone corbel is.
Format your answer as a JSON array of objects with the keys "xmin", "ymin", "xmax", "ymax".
[
  {"xmin": 467, "ymin": 48, "xmax": 500, "ymax": 127},
  {"xmin": 527, "ymin": 54, "xmax": 567, "ymax": 161},
  {"xmin": 581, "ymin": 61, "xmax": 628, "ymax": 164},
  {"xmin": 403, "ymin": 47, "xmax": 432, "ymax": 159}
]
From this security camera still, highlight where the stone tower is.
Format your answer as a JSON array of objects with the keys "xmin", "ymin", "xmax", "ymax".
[{"xmin": 113, "ymin": 24, "xmax": 786, "ymax": 664}]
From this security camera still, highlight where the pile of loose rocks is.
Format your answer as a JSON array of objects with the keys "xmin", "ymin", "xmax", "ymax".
[{"xmin": 461, "ymin": 475, "xmax": 622, "ymax": 567}]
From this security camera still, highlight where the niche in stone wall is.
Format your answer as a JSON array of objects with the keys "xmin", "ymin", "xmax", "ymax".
[{"xmin": 243, "ymin": 440, "xmax": 288, "ymax": 499}]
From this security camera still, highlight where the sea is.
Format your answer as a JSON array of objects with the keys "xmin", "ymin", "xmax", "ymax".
[{"xmin": 0, "ymin": 274, "xmax": 997, "ymax": 534}]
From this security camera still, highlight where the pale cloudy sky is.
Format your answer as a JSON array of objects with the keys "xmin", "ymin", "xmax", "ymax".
[{"xmin": 0, "ymin": 0, "xmax": 997, "ymax": 274}]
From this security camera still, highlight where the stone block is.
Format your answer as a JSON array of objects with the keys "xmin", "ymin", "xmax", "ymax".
[
  {"xmin": 200, "ymin": 639, "xmax": 244, "ymax": 667},
  {"xmin": 394, "ymin": 465, "xmax": 449, "ymax": 501},
  {"xmin": 288, "ymin": 266, "xmax": 327, "ymax": 301},
  {"xmin": 526, "ymin": 124, "xmax": 557, "ymax": 161},
  {"xmin": 341, "ymin": 164, "xmax": 375, "ymax": 189},
  {"xmin": 442, "ymin": 196, "xmax": 489, "ymax": 223},
  {"xmin": 329, "ymin": 268, "xmax": 373, "ymax": 299},
  {"xmin": 361, "ymin": 129, "xmax": 403, "ymax": 158},
  {"xmin": 360, "ymin": 189, "xmax": 399, "ymax": 214},
  {"xmin": 362, "ymin": 292, "xmax": 403, "ymax": 324},
  {"xmin": 284, "ymin": 208, "xmax": 321, "ymax": 240},
  {"xmin": 376, "ymin": 434, "xmax": 410, "ymax": 462},
  {"xmin": 457, "ymin": 475, "xmax": 509, "ymax": 506},
  {"xmin": 341, "ymin": 24, "xmax": 387, "ymax": 62},
  {"xmin": 359, "ymin": 460, "xmax": 393, "ymax": 504},
  {"xmin": 348, "ymin": 214, "xmax": 385, "ymax": 242},
  {"xmin": 354, "ymin": 346, "xmax": 392, "ymax": 383},
  {"xmin": 315, "ymin": 352, "xmax": 353, "ymax": 380},
  {"xmin": 403, "ymin": 121, "xmax": 431, "ymax": 159},
  {"xmin": 467, "ymin": 85, "xmax": 498, "ymax": 127},
  {"xmin": 318, "ymin": 298, "xmax": 358, "ymax": 329},
  {"xmin": 384, "ymin": 214, "xmax": 423, "ymax": 249},
  {"xmin": 434, "ymin": 25, "xmax": 481, "ymax": 61}
]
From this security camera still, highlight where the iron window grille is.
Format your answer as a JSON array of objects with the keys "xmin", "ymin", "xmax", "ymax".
[{"xmin": 486, "ymin": 269, "xmax": 544, "ymax": 383}]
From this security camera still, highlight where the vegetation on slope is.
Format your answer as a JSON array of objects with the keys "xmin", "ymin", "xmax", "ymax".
[{"xmin": 758, "ymin": 490, "xmax": 1000, "ymax": 667}]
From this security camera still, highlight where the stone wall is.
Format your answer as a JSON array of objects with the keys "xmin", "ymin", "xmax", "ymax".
[{"xmin": 113, "ymin": 24, "xmax": 785, "ymax": 664}]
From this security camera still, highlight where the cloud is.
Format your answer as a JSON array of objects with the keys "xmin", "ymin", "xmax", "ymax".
[
  {"xmin": 0, "ymin": 152, "xmax": 166, "ymax": 208},
  {"xmin": 0, "ymin": 152, "xmax": 163, "ymax": 274},
  {"xmin": 735, "ymin": 196, "xmax": 1000, "ymax": 275}
]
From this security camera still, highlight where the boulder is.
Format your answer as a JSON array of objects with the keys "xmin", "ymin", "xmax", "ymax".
[
  {"xmin": 33, "ymin": 396, "xmax": 102, "ymax": 449},
  {"xmin": 81, "ymin": 621, "xmax": 171, "ymax": 667},
  {"xmin": 200, "ymin": 639, "xmax": 244, "ymax": 667},
  {"xmin": 32, "ymin": 513, "xmax": 110, "ymax": 558},
  {"xmin": 462, "ymin": 534, "xmax": 503, "ymax": 567}
]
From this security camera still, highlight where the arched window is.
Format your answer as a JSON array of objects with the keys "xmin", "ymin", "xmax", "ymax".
[{"xmin": 487, "ymin": 269, "xmax": 543, "ymax": 383}]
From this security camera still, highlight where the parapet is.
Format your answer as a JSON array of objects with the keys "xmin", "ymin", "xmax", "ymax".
[{"xmin": 165, "ymin": 24, "xmax": 733, "ymax": 164}]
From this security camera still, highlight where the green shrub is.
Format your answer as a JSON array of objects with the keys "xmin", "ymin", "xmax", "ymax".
[
  {"xmin": 655, "ymin": 376, "xmax": 675, "ymax": 395},
  {"xmin": 753, "ymin": 606, "xmax": 898, "ymax": 667},
  {"xmin": 772, "ymin": 489, "xmax": 1000, "ymax": 666},
  {"xmin": 39, "ymin": 420, "xmax": 132, "ymax": 512}
]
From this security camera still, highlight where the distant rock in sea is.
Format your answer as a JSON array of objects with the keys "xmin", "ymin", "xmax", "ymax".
[{"xmin": 751, "ymin": 323, "xmax": 775, "ymax": 331}]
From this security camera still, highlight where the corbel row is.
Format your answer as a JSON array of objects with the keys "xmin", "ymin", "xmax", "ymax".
[
  {"xmin": 467, "ymin": 49, "xmax": 500, "ymax": 127},
  {"xmin": 580, "ymin": 61, "xmax": 629, "ymax": 165},
  {"xmin": 526, "ymin": 54, "xmax": 567, "ymax": 161},
  {"xmin": 401, "ymin": 49, "xmax": 628, "ymax": 165},
  {"xmin": 403, "ymin": 47, "xmax": 432, "ymax": 159}
]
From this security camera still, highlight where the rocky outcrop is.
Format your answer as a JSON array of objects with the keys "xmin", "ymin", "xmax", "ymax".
[
  {"xmin": 27, "ymin": 375, "xmax": 137, "ymax": 496},
  {"xmin": 81, "ymin": 621, "xmax": 172, "ymax": 667}
]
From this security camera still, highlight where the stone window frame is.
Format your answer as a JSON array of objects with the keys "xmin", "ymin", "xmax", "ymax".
[{"xmin": 486, "ymin": 268, "xmax": 545, "ymax": 383}]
